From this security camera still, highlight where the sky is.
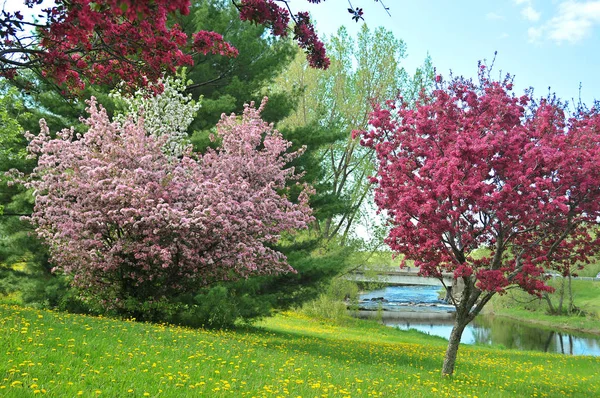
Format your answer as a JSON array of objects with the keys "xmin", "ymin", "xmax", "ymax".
[{"xmin": 300, "ymin": 0, "xmax": 600, "ymax": 107}]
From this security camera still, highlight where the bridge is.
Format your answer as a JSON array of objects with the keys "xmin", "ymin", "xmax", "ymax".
[
  {"xmin": 346, "ymin": 268, "xmax": 454, "ymax": 286},
  {"xmin": 345, "ymin": 267, "xmax": 464, "ymax": 302},
  {"xmin": 345, "ymin": 267, "xmax": 598, "ymax": 304}
]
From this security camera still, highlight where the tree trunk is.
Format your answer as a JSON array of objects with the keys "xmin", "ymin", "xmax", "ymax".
[
  {"xmin": 558, "ymin": 277, "xmax": 565, "ymax": 314},
  {"xmin": 441, "ymin": 319, "xmax": 467, "ymax": 376},
  {"xmin": 568, "ymin": 274, "xmax": 574, "ymax": 314},
  {"xmin": 543, "ymin": 292, "xmax": 557, "ymax": 314}
]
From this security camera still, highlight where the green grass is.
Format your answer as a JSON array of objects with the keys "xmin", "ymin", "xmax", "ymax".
[
  {"xmin": 1, "ymin": 305, "xmax": 599, "ymax": 397},
  {"xmin": 487, "ymin": 279, "xmax": 600, "ymax": 334},
  {"xmin": 347, "ymin": 251, "xmax": 401, "ymax": 269}
]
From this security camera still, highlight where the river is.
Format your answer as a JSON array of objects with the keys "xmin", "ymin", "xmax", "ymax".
[{"xmin": 356, "ymin": 285, "xmax": 600, "ymax": 356}]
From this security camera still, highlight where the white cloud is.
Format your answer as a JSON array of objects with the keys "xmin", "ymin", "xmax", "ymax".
[
  {"xmin": 514, "ymin": 1, "xmax": 541, "ymax": 23},
  {"xmin": 486, "ymin": 12, "xmax": 505, "ymax": 20},
  {"xmin": 500, "ymin": 32, "xmax": 510, "ymax": 39},
  {"xmin": 530, "ymin": 1, "xmax": 600, "ymax": 44},
  {"xmin": 528, "ymin": 26, "xmax": 543, "ymax": 41},
  {"xmin": 522, "ymin": 5, "xmax": 541, "ymax": 21}
]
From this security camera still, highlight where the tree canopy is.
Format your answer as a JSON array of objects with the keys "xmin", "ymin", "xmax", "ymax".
[
  {"xmin": 15, "ymin": 95, "xmax": 313, "ymax": 314},
  {"xmin": 358, "ymin": 68, "xmax": 600, "ymax": 375},
  {"xmin": 275, "ymin": 25, "xmax": 435, "ymax": 245},
  {"xmin": 1, "ymin": 0, "xmax": 390, "ymax": 92}
]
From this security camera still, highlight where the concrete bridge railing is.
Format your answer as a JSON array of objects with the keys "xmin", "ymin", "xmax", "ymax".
[{"xmin": 344, "ymin": 268, "xmax": 464, "ymax": 303}]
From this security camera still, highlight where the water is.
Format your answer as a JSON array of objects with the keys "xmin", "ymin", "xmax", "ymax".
[
  {"xmin": 357, "ymin": 286, "xmax": 600, "ymax": 356},
  {"xmin": 359, "ymin": 285, "xmax": 450, "ymax": 309}
]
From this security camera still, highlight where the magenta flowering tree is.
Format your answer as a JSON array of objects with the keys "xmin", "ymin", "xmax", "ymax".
[
  {"xmin": 358, "ymin": 69, "xmax": 600, "ymax": 375},
  {"xmin": 1, "ymin": 0, "xmax": 390, "ymax": 92},
  {"xmin": 20, "ymin": 97, "xmax": 313, "ymax": 313}
]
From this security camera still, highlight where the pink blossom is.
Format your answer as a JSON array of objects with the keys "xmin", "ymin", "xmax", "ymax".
[{"xmin": 21, "ymin": 97, "xmax": 313, "ymax": 309}]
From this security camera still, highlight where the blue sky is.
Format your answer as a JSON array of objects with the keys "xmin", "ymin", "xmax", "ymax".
[{"xmin": 301, "ymin": 0, "xmax": 600, "ymax": 106}]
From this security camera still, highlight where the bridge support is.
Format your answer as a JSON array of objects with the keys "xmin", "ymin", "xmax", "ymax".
[
  {"xmin": 443, "ymin": 286, "xmax": 453, "ymax": 303},
  {"xmin": 448, "ymin": 277, "xmax": 465, "ymax": 304}
]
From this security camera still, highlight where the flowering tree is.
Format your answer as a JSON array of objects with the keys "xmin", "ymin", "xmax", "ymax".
[
  {"xmin": 111, "ymin": 75, "xmax": 201, "ymax": 157},
  {"xmin": 358, "ymin": 69, "xmax": 600, "ymax": 376},
  {"xmin": 18, "ymin": 97, "xmax": 313, "ymax": 313},
  {"xmin": 1, "ymin": 0, "xmax": 389, "ymax": 92}
]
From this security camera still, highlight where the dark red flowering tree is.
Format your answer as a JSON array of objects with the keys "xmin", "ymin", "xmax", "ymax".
[
  {"xmin": 1, "ymin": 0, "xmax": 389, "ymax": 92},
  {"xmin": 358, "ymin": 68, "xmax": 600, "ymax": 376}
]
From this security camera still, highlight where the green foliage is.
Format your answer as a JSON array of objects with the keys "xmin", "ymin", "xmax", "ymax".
[
  {"xmin": 578, "ymin": 257, "xmax": 600, "ymax": 277},
  {"xmin": 326, "ymin": 277, "xmax": 360, "ymax": 302},
  {"xmin": 274, "ymin": 25, "xmax": 435, "ymax": 245},
  {"xmin": 169, "ymin": 284, "xmax": 273, "ymax": 329},
  {"xmin": 0, "ymin": 85, "xmax": 28, "ymax": 161},
  {"xmin": 300, "ymin": 277, "xmax": 360, "ymax": 322},
  {"xmin": 183, "ymin": 0, "xmax": 297, "ymax": 152},
  {"xmin": 0, "ymin": 1, "xmax": 361, "ymax": 328},
  {"xmin": 488, "ymin": 279, "xmax": 600, "ymax": 323},
  {"xmin": 0, "ymin": 79, "xmax": 100, "ymax": 311},
  {"xmin": 19, "ymin": 273, "xmax": 91, "ymax": 314},
  {"xmin": 300, "ymin": 294, "xmax": 349, "ymax": 321},
  {"xmin": 0, "ymin": 83, "xmax": 49, "ymax": 289},
  {"xmin": 1, "ymin": 73, "xmax": 125, "ymax": 309},
  {"xmin": 53, "ymin": 238, "xmax": 353, "ymax": 328},
  {"xmin": 0, "ymin": 267, "xmax": 26, "ymax": 298},
  {"xmin": 159, "ymin": 236, "xmax": 354, "ymax": 328},
  {"xmin": 0, "ymin": 1, "xmax": 302, "ymax": 322}
]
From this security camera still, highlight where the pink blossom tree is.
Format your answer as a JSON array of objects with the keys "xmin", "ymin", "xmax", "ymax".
[
  {"xmin": 20, "ymin": 97, "xmax": 313, "ymax": 314},
  {"xmin": 358, "ymin": 68, "xmax": 600, "ymax": 376}
]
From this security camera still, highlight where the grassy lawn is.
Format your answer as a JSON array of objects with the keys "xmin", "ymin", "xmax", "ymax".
[{"xmin": 1, "ymin": 305, "xmax": 599, "ymax": 397}]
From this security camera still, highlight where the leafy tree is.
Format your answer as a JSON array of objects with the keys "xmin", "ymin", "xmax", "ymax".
[
  {"xmin": 2, "ymin": 0, "xmax": 301, "ymax": 134},
  {"xmin": 182, "ymin": 0, "xmax": 298, "ymax": 145},
  {"xmin": 0, "ymin": 1, "xmax": 318, "ymax": 318},
  {"xmin": 358, "ymin": 68, "xmax": 600, "ymax": 375},
  {"xmin": 0, "ymin": 75, "xmax": 122, "ymax": 310},
  {"xmin": 16, "ymin": 97, "xmax": 313, "ymax": 317},
  {"xmin": 208, "ymin": 26, "xmax": 434, "ymax": 327},
  {"xmin": 0, "ymin": 83, "xmax": 61, "ymax": 305},
  {"xmin": 275, "ymin": 25, "xmax": 435, "ymax": 244},
  {"xmin": 0, "ymin": 85, "xmax": 27, "ymax": 165}
]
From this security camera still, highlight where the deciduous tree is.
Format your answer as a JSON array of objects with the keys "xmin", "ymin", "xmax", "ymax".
[
  {"xmin": 1, "ymin": 0, "xmax": 390, "ymax": 92},
  {"xmin": 16, "ymin": 96, "xmax": 313, "ymax": 314},
  {"xmin": 358, "ymin": 68, "xmax": 600, "ymax": 375},
  {"xmin": 0, "ymin": 1, "xmax": 316, "ymax": 319},
  {"xmin": 275, "ymin": 25, "xmax": 434, "ymax": 245}
]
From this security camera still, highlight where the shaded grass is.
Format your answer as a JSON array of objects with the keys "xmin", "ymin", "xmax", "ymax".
[{"xmin": 1, "ymin": 305, "xmax": 599, "ymax": 397}]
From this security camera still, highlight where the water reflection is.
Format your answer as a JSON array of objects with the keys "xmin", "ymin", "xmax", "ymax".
[
  {"xmin": 358, "ymin": 286, "xmax": 600, "ymax": 356},
  {"xmin": 471, "ymin": 316, "xmax": 600, "ymax": 356}
]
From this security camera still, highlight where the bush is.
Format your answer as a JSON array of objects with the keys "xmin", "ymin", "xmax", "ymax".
[
  {"xmin": 300, "ymin": 277, "xmax": 359, "ymax": 322},
  {"xmin": 301, "ymin": 294, "xmax": 349, "ymax": 321},
  {"xmin": 19, "ymin": 274, "xmax": 93, "ymax": 314}
]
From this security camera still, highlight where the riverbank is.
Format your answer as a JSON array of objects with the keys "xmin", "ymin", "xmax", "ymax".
[
  {"xmin": 486, "ymin": 308, "xmax": 600, "ymax": 336},
  {"xmin": 484, "ymin": 278, "xmax": 600, "ymax": 335},
  {"xmin": 355, "ymin": 284, "xmax": 600, "ymax": 355}
]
